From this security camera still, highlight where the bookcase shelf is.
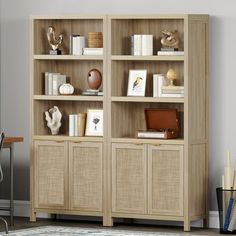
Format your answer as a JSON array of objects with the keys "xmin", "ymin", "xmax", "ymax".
[
  {"xmin": 33, "ymin": 135, "xmax": 104, "ymax": 142},
  {"xmin": 111, "ymin": 96, "xmax": 184, "ymax": 103},
  {"xmin": 30, "ymin": 14, "xmax": 208, "ymax": 231},
  {"xmin": 111, "ymin": 55, "xmax": 184, "ymax": 61},
  {"xmin": 34, "ymin": 55, "xmax": 104, "ymax": 60},
  {"xmin": 33, "ymin": 95, "xmax": 104, "ymax": 101}
]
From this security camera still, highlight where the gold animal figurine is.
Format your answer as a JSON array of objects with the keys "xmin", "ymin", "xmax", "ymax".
[
  {"xmin": 161, "ymin": 30, "xmax": 179, "ymax": 49},
  {"xmin": 47, "ymin": 26, "xmax": 63, "ymax": 54}
]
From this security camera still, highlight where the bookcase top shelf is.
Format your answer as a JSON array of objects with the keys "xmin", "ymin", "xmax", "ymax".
[
  {"xmin": 33, "ymin": 95, "xmax": 103, "ymax": 102},
  {"xmin": 111, "ymin": 96, "xmax": 184, "ymax": 103},
  {"xmin": 33, "ymin": 55, "xmax": 104, "ymax": 61}
]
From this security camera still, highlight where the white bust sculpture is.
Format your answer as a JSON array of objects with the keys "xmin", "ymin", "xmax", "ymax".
[{"xmin": 45, "ymin": 106, "xmax": 62, "ymax": 135}]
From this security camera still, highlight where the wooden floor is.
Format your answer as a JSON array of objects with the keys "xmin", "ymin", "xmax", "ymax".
[{"xmin": 0, "ymin": 217, "xmax": 219, "ymax": 235}]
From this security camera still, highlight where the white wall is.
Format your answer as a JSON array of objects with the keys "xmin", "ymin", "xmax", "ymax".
[{"xmin": 1, "ymin": 0, "xmax": 236, "ymax": 211}]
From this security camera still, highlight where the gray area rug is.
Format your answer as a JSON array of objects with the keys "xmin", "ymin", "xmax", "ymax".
[{"xmin": 0, "ymin": 226, "xmax": 198, "ymax": 236}]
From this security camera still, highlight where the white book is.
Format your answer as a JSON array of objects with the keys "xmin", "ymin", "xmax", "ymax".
[
  {"xmin": 69, "ymin": 114, "xmax": 76, "ymax": 136},
  {"xmin": 161, "ymin": 93, "xmax": 184, "ymax": 98},
  {"xmin": 76, "ymin": 36, "xmax": 85, "ymax": 55},
  {"xmin": 44, "ymin": 72, "xmax": 50, "ymax": 95},
  {"xmin": 72, "ymin": 36, "xmax": 78, "ymax": 55},
  {"xmin": 137, "ymin": 131, "xmax": 165, "ymax": 139},
  {"xmin": 142, "ymin": 35, "xmax": 153, "ymax": 56},
  {"xmin": 74, "ymin": 115, "xmax": 78, "ymax": 136},
  {"xmin": 131, "ymin": 35, "xmax": 134, "ymax": 55},
  {"xmin": 133, "ymin": 35, "xmax": 142, "ymax": 56},
  {"xmin": 69, "ymin": 35, "xmax": 73, "ymax": 55},
  {"xmin": 153, "ymin": 74, "xmax": 167, "ymax": 97},
  {"xmin": 52, "ymin": 74, "xmax": 65, "ymax": 95},
  {"xmin": 48, "ymin": 73, "xmax": 59, "ymax": 95},
  {"xmin": 157, "ymin": 51, "xmax": 184, "ymax": 56},
  {"xmin": 83, "ymin": 48, "xmax": 103, "ymax": 55}
]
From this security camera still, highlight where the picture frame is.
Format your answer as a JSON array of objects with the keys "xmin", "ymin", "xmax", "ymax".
[
  {"xmin": 85, "ymin": 109, "xmax": 103, "ymax": 136},
  {"xmin": 127, "ymin": 69, "xmax": 147, "ymax": 96}
]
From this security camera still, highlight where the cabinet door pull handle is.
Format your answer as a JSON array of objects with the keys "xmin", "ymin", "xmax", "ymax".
[
  {"xmin": 73, "ymin": 141, "xmax": 82, "ymax": 143},
  {"xmin": 135, "ymin": 143, "xmax": 143, "ymax": 145},
  {"xmin": 153, "ymin": 144, "xmax": 161, "ymax": 146},
  {"xmin": 56, "ymin": 140, "xmax": 64, "ymax": 143}
]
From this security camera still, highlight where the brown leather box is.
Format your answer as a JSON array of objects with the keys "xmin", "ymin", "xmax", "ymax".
[{"xmin": 143, "ymin": 108, "xmax": 180, "ymax": 139}]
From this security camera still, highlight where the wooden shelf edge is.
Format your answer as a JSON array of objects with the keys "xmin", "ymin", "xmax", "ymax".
[
  {"xmin": 111, "ymin": 96, "xmax": 184, "ymax": 103},
  {"xmin": 33, "ymin": 135, "xmax": 104, "ymax": 142},
  {"xmin": 111, "ymin": 137, "xmax": 184, "ymax": 145},
  {"xmin": 111, "ymin": 55, "xmax": 184, "ymax": 61},
  {"xmin": 33, "ymin": 55, "xmax": 104, "ymax": 60},
  {"xmin": 33, "ymin": 95, "xmax": 104, "ymax": 101}
]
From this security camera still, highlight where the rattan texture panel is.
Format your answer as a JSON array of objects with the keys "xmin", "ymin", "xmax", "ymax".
[
  {"xmin": 38, "ymin": 145, "xmax": 65, "ymax": 206},
  {"xmin": 71, "ymin": 146, "xmax": 102, "ymax": 211},
  {"xmin": 115, "ymin": 148, "xmax": 146, "ymax": 213},
  {"xmin": 151, "ymin": 150, "xmax": 181, "ymax": 214}
]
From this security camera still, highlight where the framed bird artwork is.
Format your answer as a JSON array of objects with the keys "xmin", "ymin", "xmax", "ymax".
[{"xmin": 127, "ymin": 69, "xmax": 147, "ymax": 96}]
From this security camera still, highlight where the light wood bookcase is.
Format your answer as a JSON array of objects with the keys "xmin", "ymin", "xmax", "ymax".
[{"xmin": 30, "ymin": 14, "xmax": 209, "ymax": 231}]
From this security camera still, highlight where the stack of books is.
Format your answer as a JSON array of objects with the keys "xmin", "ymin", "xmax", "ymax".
[
  {"xmin": 45, "ymin": 72, "xmax": 66, "ymax": 95},
  {"xmin": 161, "ymin": 86, "xmax": 184, "ymax": 98},
  {"xmin": 82, "ymin": 89, "xmax": 103, "ymax": 96},
  {"xmin": 157, "ymin": 48, "xmax": 184, "ymax": 56},
  {"xmin": 70, "ymin": 35, "xmax": 85, "ymax": 55},
  {"xmin": 131, "ymin": 34, "xmax": 153, "ymax": 56},
  {"xmin": 69, "ymin": 114, "xmax": 86, "ymax": 136},
  {"xmin": 69, "ymin": 35, "xmax": 103, "ymax": 56}
]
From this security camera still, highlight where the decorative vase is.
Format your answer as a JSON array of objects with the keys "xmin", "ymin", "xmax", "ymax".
[
  {"xmin": 59, "ymin": 83, "xmax": 74, "ymax": 95},
  {"xmin": 87, "ymin": 68, "xmax": 102, "ymax": 90}
]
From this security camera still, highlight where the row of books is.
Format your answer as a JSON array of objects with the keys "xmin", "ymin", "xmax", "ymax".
[
  {"xmin": 131, "ymin": 34, "xmax": 153, "ymax": 56},
  {"xmin": 69, "ymin": 35, "xmax": 103, "ymax": 56},
  {"xmin": 69, "ymin": 114, "xmax": 86, "ymax": 136},
  {"xmin": 153, "ymin": 74, "xmax": 184, "ymax": 98},
  {"xmin": 45, "ymin": 72, "xmax": 66, "ymax": 95}
]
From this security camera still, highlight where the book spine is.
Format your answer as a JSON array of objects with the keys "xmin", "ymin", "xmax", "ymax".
[
  {"xmin": 72, "ymin": 36, "xmax": 77, "ymax": 55},
  {"xmin": 74, "ymin": 115, "xmax": 78, "ymax": 136},
  {"xmin": 157, "ymin": 51, "xmax": 184, "ymax": 56},
  {"xmin": 131, "ymin": 35, "xmax": 134, "ymax": 55},
  {"xmin": 69, "ymin": 35, "xmax": 73, "ymax": 55},
  {"xmin": 52, "ymin": 74, "xmax": 59, "ymax": 95},
  {"xmin": 44, "ymin": 72, "xmax": 49, "ymax": 95},
  {"xmin": 48, "ymin": 73, "xmax": 53, "ymax": 95},
  {"xmin": 161, "ymin": 93, "xmax": 184, "ymax": 98},
  {"xmin": 77, "ymin": 36, "xmax": 85, "ymax": 55},
  {"xmin": 134, "ymin": 35, "xmax": 142, "ymax": 56},
  {"xmin": 142, "ymin": 35, "xmax": 153, "ymax": 56},
  {"xmin": 57, "ymin": 74, "xmax": 66, "ymax": 94},
  {"xmin": 83, "ymin": 48, "xmax": 103, "ymax": 55},
  {"xmin": 153, "ymin": 74, "xmax": 167, "ymax": 97},
  {"xmin": 69, "ymin": 115, "xmax": 75, "ymax": 136}
]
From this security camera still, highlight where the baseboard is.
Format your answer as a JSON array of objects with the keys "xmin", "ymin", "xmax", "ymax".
[{"xmin": 0, "ymin": 200, "xmax": 219, "ymax": 229}]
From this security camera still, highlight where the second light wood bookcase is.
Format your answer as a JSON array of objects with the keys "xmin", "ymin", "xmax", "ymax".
[{"xmin": 30, "ymin": 14, "xmax": 209, "ymax": 231}]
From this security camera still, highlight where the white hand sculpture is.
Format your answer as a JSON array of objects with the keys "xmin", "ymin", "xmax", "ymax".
[{"xmin": 45, "ymin": 106, "xmax": 62, "ymax": 135}]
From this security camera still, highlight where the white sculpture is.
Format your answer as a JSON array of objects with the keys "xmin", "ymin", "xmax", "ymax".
[{"xmin": 45, "ymin": 106, "xmax": 62, "ymax": 135}]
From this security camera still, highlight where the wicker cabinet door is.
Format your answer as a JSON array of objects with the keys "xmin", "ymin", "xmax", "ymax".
[
  {"xmin": 112, "ymin": 143, "xmax": 147, "ymax": 214},
  {"xmin": 34, "ymin": 141, "xmax": 68, "ymax": 209},
  {"xmin": 148, "ymin": 145, "xmax": 184, "ymax": 216},
  {"xmin": 69, "ymin": 142, "xmax": 103, "ymax": 212}
]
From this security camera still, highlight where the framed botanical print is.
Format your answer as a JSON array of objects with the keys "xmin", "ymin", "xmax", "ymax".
[{"xmin": 85, "ymin": 109, "xmax": 103, "ymax": 136}]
